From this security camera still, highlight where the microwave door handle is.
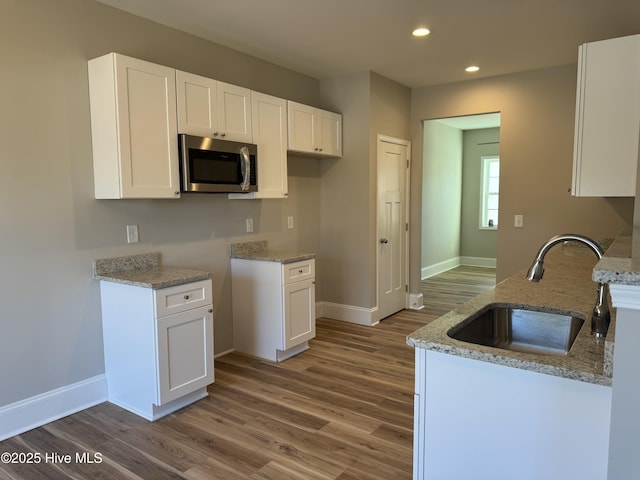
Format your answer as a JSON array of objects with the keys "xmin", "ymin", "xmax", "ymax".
[{"xmin": 239, "ymin": 146, "xmax": 250, "ymax": 192}]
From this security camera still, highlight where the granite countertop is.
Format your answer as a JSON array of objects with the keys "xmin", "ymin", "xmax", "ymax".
[
  {"xmin": 407, "ymin": 246, "xmax": 614, "ymax": 386},
  {"xmin": 93, "ymin": 253, "xmax": 212, "ymax": 289},
  {"xmin": 593, "ymin": 227, "xmax": 640, "ymax": 285},
  {"xmin": 230, "ymin": 240, "xmax": 315, "ymax": 264}
]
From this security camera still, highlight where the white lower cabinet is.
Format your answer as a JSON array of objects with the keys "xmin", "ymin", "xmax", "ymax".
[
  {"xmin": 413, "ymin": 348, "xmax": 611, "ymax": 480},
  {"xmin": 231, "ymin": 258, "xmax": 315, "ymax": 361},
  {"xmin": 99, "ymin": 279, "xmax": 214, "ymax": 420}
]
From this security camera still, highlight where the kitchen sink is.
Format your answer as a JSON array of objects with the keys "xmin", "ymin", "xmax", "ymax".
[{"xmin": 447, "ymin": 304, "xmax": 585, "ymax": 356}]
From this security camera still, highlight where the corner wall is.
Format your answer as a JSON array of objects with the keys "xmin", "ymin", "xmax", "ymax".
[{"xmin": 410, "ymin": 65, "xmax": 633, "ymax": 288}]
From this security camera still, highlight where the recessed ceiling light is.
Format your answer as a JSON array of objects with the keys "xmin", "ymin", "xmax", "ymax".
[
  {"xmin": 412, "ymin": 27, "xmax": 430, "ymax": 37},
  {"xmin": 465, "ymin": 65, "xmax": 480, "ymax": 73}
]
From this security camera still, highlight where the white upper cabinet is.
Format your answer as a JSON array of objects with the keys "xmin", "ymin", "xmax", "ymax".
[
  {"xmin": 287, "ymin": 101, "xmax": 342, "ymax": 157},
  {"xmin": 176, "ymin": 70, "xmax": 252, "ymax": 143},
  {"xmin": 229, "ymin": 91, "xmax": 288, "ymax": 199},
  {"xmin": 88, "ymin": 53, "xmax": 180, "ymax": 199},
  {"xmin": 572, "ymin": 34, "xmax": 640, "ymax": 197}
]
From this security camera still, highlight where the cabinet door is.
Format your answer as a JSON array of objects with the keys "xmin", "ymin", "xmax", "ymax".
[
  {"xmin": 287, "ymin": 101, "xmax": 316, "ymax": 153},
  {"xmin": 176, "ymin": 70, "xmax": 217, "ymax": 137},
  {"xmin": 251, "ymin": 92, "xmax": 288, "ymax": 198},
  {"xmin": 318, "ymin": 109, "xmax": 342, "ymax": 157},
  {"xmin": 216, "ymin": 81, "xmax": 253, "ymax": 143},
  {"xmin": 89, "ymin": 53, "xmax": 180, "ymax": 199},
  {"xmin": 156, "ymin": 305, "xmax": 214, "ymax": 405},
  {"xmin": 572, "ymin": 34, "xmax": 640, "ymax": 197},
  {"xmin": 283, "ymin": 278, "xmax": 315, "ymax": 350}
]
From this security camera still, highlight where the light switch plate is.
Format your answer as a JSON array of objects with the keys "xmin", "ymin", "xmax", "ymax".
[
  {"xmin": 514, "ymin": 215, "xmax": 524, "ymax": 228},
  {"xmin": 126, "ymin": 224, "xmax": 139, "ymax": 243}
]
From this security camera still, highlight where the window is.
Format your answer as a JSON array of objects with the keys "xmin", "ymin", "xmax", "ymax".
[{"xmin": 480, "ymin": 156, "xmax": 499, "ymax": 229}]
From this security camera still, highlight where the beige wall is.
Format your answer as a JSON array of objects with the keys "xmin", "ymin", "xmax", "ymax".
[
  {"xmin": 319, "ymin": 72, "xmax": 411, "ymax": 311},
  {"xmin": 410, "ymin": 65, "xmax": 633, "ymax": 286},
  {"xmin": 0, "ymin": 0, "xmax": 323, "ymax": 407}
]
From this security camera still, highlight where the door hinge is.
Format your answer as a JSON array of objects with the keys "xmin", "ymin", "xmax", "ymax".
[
  {"xmin": 406, "ymin": 159, "xmax": 410, "ymax": 168},
  {"xmin": 405, "ymin": 285, "xmax": 409, "ymax": 292},
  {"xmin": 406, "ymin": 223, "xmax": 409, "ymax": 232}
]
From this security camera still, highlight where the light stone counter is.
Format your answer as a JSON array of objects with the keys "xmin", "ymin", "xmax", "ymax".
[
  {"xmin": 230, "ymin": 240, "xmax": 315, "ymax": 264},
  {"xmin": 93, "ymin": 253, "xmax": 212, "ymax": 289},
  {"xmin": 593, "ymin": 228, "xmax": 640, "ymax": 285},
  {"xmin": 407, "ymin": 246, "xmax": 613, "ymax": 386}
]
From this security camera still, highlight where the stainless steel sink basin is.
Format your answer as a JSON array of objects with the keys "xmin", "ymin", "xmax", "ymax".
[{"xmin": 447, "ymin": 304, "xmax": 585, "ymax": 356}]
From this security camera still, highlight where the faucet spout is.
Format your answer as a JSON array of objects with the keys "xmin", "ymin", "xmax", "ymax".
[{"xmin": 526, "ymin": 234, "xmax": 610, "ymax": 338}]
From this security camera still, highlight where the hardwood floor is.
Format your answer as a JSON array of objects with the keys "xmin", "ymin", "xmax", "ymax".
[
  {"xmin": 0, "ymin": 268, "xmax": 490, "ymax": 480},
  {"xmin": 421, "ymin": 265, "xmax": 496, "ymax": 316}
]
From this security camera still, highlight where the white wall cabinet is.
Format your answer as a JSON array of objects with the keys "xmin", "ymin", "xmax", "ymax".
[
  {"xmin": 572, "ymin": 34, "xmax": 640, "ymax": 197},
  {"xmin": 229, "ymin": 92, "xmax": 288, "ymax": 199},
  {"xmin": 100, "ymin": 279, "xmax": 214, "ymax": 420},
  {"xmin": 88, "ymin": 53, "xmax": 181, "ymax": 199},
  {"xmin": 176, "ymin": 70, "xmax": 253, "ymax": 143},
  {"xmin": 287, "ymin": 101, "xmax": 342, "ymax": 157},
  {"xmin": 231, "ymin": 258, "xmax": 316, "ymax": 361}
]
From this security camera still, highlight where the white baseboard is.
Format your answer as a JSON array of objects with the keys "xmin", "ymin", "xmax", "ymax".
[
  {"xmin": 214, "ymin": 348, "xmax": 234, "ymax": 359},
  {"xmin": 0, "ymin": 374, "xmax": 108, "ymax": 441},
  {"xmin": 422, "ymin": 257, "xmax": 461, "ymax": 279},
  {"xmin": 460, "ymin": 256, "xmax": 497, "ymax": 268},
  {"xmin": 409, "ymin": 293, "xmax": 424, "ymax": 310},
  {"xmin": 422, "ymin": 256, "xmax": 496, "ymax": 279},
  {"xmin": 317, "ymin": 301, "xmax": 379, "ymax": 326}
]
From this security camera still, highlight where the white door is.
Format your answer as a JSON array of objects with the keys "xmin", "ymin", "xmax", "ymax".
[{"xmin": 377, "ymin": 136, "xmax": 410, "ymax": 320}]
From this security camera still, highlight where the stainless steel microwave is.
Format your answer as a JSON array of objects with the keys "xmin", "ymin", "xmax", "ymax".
[{"xmin": 179, "ymin": 134, "xmax": 258, "ymax": 193}]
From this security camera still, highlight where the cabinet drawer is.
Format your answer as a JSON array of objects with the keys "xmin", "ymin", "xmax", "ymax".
[
  {"xmin": 283, "ymin": 260, "xmax": 315, "ymax": 285},
  {"xmin": 155, "ymin": 280, "xmax": 212, "ymax": 317}
]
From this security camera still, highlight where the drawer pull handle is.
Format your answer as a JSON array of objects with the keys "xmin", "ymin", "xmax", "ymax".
[
  {"xmin": 184, "ymin": 295, "xmax": 190, "ymax": 300},
  {"xmin": 298, "ymin": 269, "xmax": 304, "ymax": 274}
]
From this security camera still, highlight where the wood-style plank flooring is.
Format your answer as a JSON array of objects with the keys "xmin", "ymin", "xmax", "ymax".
[
  {"xmin": 421, "ymin": 265, "xmax": 496, "ymax": 316},
  {"xmin": 0, "ymin": 267, "xmax": 492, "ymax": 480}
]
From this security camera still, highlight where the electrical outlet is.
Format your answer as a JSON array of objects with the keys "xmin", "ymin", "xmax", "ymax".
[
  {"xmin": 287, "ymin": 216, "xmax": 294, "ymax": 229},
  {"xmin": 126, "ymin": 224, "xmax": 139, "ymax": 243},
  {"xmin": 246, "ymin": 218, "xmax": 254, "ymax": 233}
]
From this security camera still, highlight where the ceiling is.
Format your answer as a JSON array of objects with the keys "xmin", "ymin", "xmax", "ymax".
[{"xmin": 95, "ymin": 0, "xmax": 640, "ymax": 88}]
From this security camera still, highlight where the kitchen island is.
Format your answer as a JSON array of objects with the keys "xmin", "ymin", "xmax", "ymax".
[{"xmin": 407, "ymin": 245, "xmax": 613, "ymax": 480}]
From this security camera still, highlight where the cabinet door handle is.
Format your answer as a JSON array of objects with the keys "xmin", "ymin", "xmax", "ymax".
[
  {"xmin": 184, "ymin": 295, "xmax": 190, "ymax": 300},
  {"xmin": 299, "ymin": 269, "xmax": 304, "ymax": 274},
  {"xmin": 208, "ymin": 308, "xmax": 213, "ymax": 314},
  {"xmin": 380, "ymin": 238, "xmax": 389, "ymax": 244}
]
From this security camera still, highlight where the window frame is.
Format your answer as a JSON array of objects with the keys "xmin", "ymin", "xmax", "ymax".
[{"xmin": 479, "ymin": 155, "xmax": 500, "ymax": 230}]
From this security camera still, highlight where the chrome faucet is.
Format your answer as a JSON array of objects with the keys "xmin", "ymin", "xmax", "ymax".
[{"xmin": 526, "ymin": 233, "xmax": 610, "ymax": 338}]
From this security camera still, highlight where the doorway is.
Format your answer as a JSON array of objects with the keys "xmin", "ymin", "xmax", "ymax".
[
  {"xmin": 421, "ymin": 113, "xmax": 500, "ymax": 286},
  {"xmin": 377, "ymin": 135, "xmax": 410, "ymax": 321}
]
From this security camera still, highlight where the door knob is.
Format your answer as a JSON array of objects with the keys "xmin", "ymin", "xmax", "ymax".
[{"xmin": 380, "ymin": 238, "xmax": 389, "ymax": 244}]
